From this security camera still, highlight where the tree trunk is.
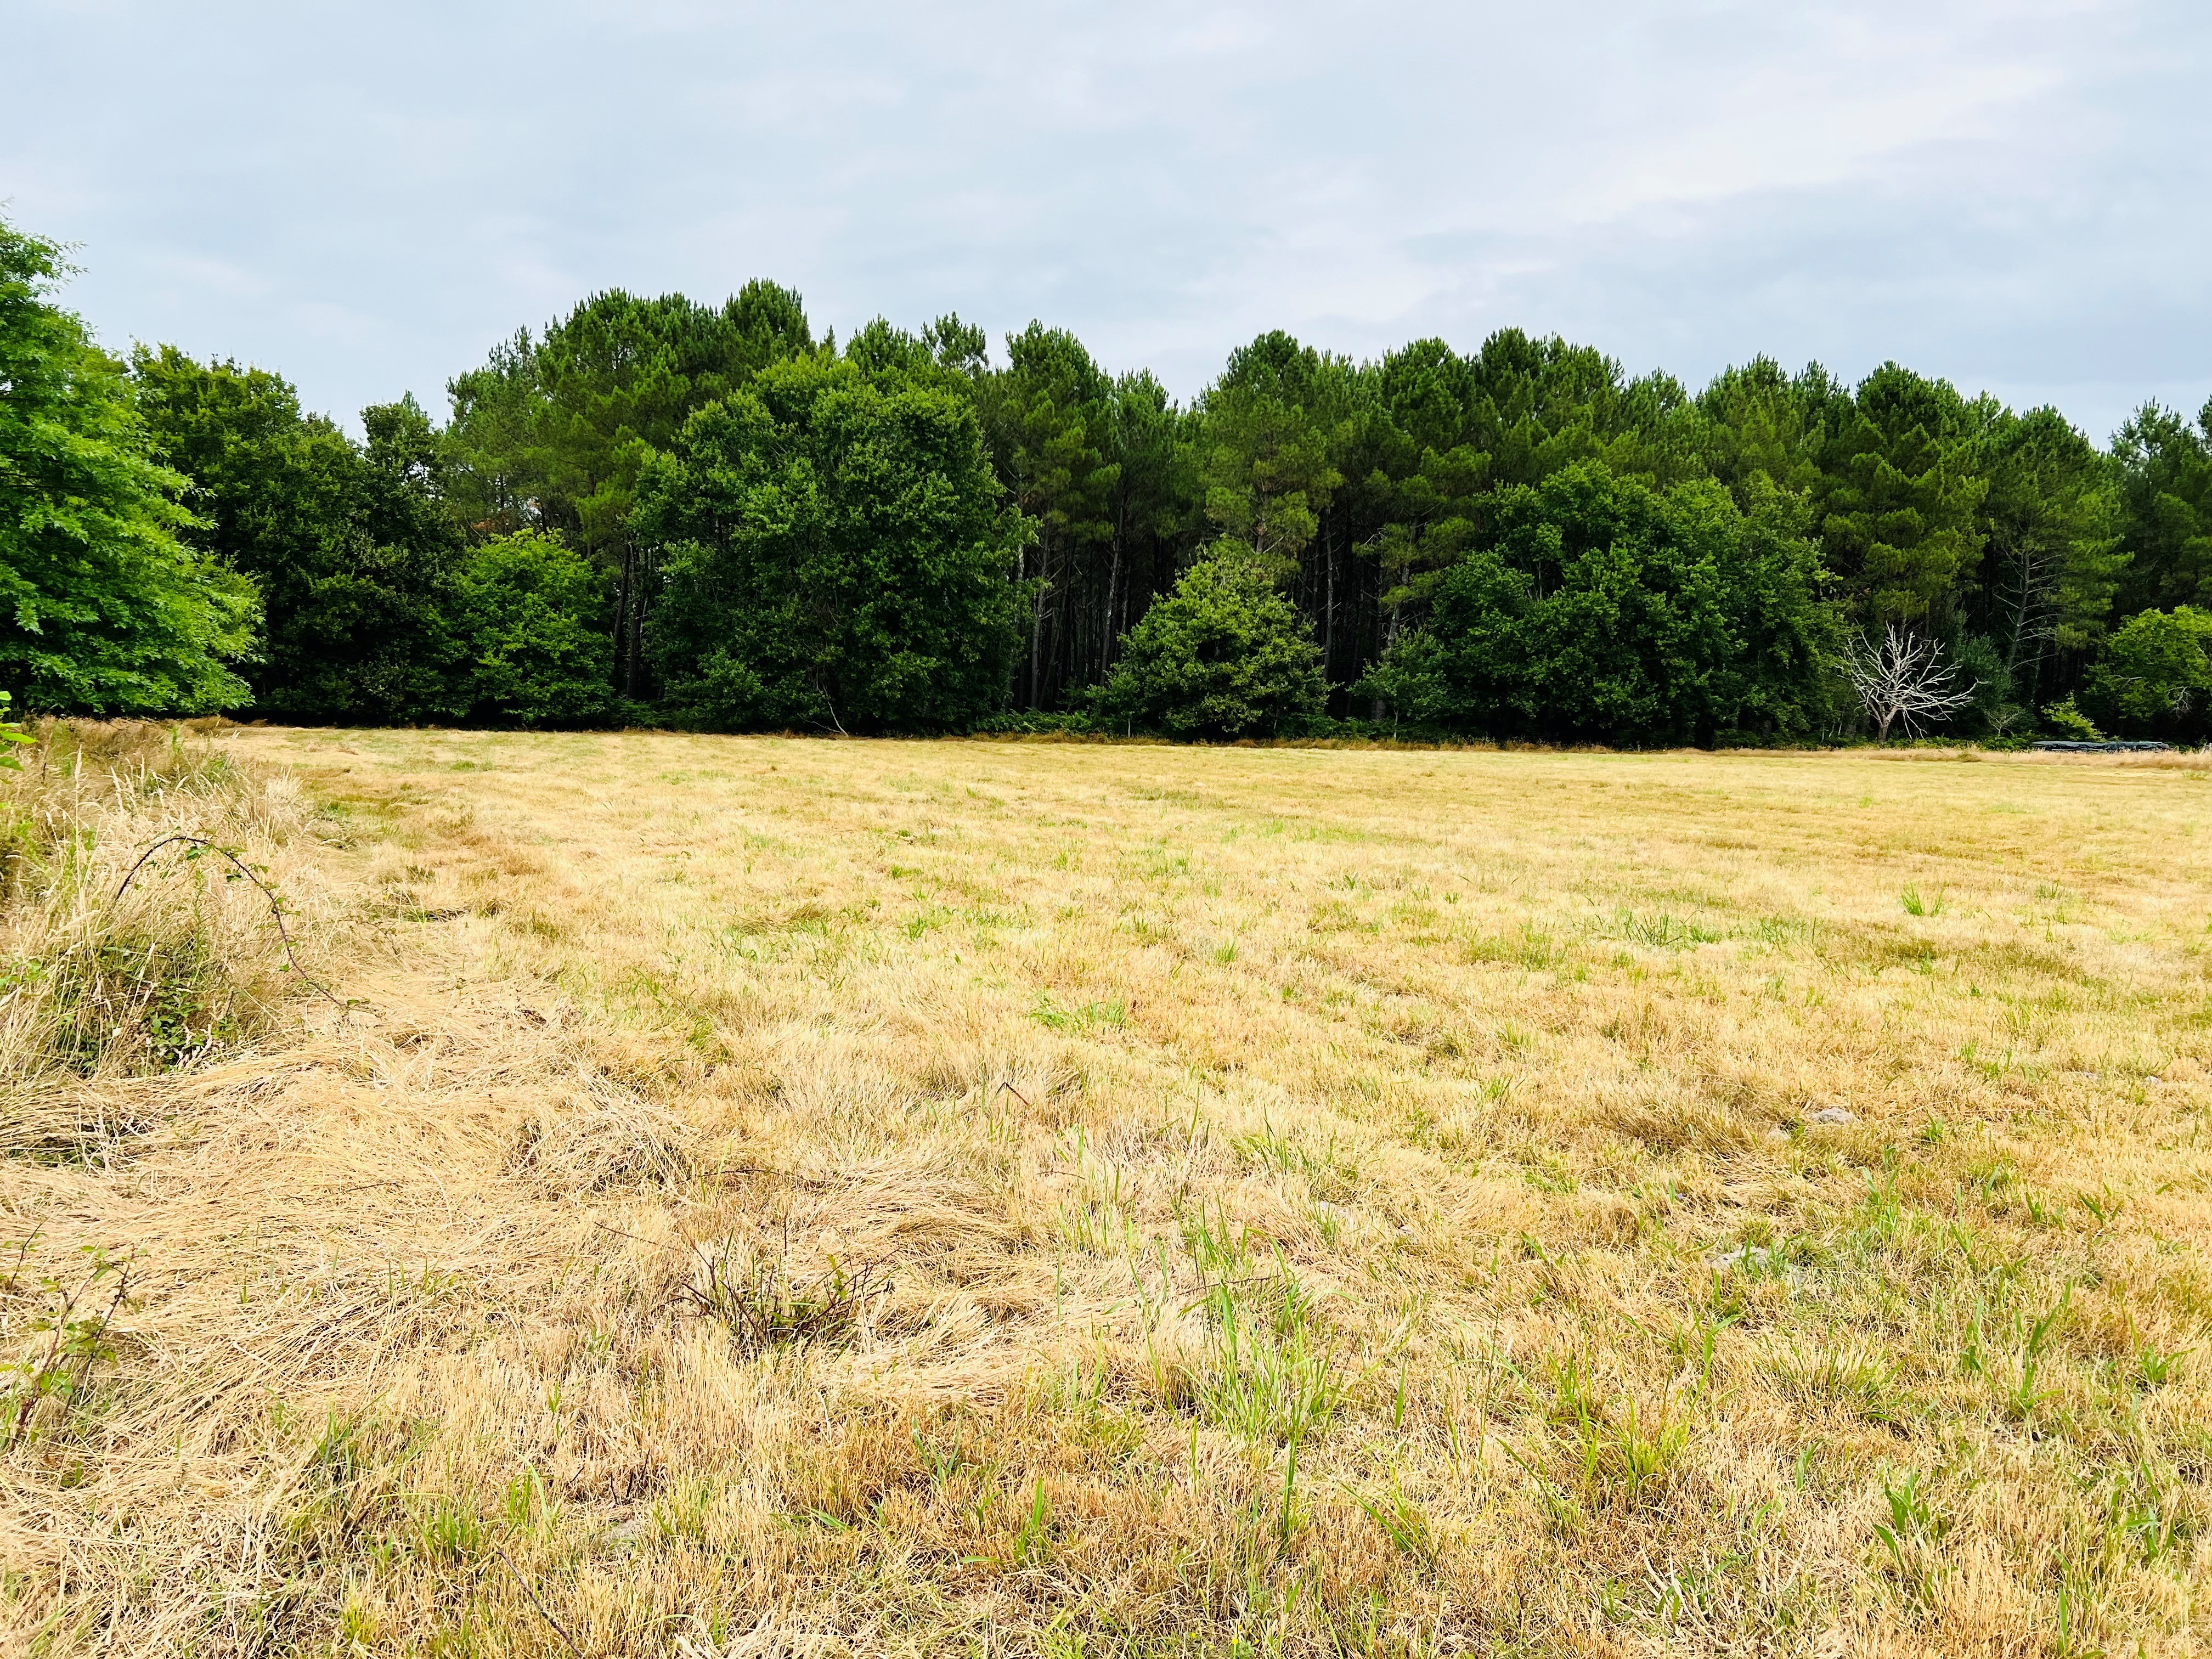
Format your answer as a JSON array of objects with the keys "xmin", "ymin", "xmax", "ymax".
[
  {"xmin": 1102, "ymin": 533, "xmax": 1122, "ymax": 679},
  {"xmin": 613, "ymin": 543, "xmax": 634, "ymax": 697},
  {"xmin": 1029, "ymin": 542, "xmax": 1047, "ymax": 710},
  {"xmin": 1323, "ymin": 515, "xmax": 1336, "ymax": 682},
  {"xmin": 623, "ymin": 540, "xmax": 650, "ymax": 700}
]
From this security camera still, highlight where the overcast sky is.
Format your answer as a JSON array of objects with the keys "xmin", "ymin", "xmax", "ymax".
[{"xmin": 7, "ymin": 0, "xmax": 2208, "ymax": 441}]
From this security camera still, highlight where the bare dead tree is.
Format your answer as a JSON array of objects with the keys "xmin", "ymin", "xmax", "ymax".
[{"xmin": 1845, "ymin": 624, "xmax": 1979, "ymax": 741}]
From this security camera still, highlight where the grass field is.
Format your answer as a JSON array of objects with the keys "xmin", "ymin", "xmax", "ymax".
[{"xmin": 5, "ymin": 728, "xmax": 2211, "ymax": 1656}]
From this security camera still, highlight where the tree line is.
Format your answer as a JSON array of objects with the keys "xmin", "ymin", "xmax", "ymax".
[{"xmin": 7, "ymin": 210, "xmax": 2212, "ymax": 745}]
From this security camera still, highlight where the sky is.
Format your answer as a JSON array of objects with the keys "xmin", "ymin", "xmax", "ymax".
[{"xmin": 6, "ymin": 0, "xmax": 2209, "ymax": 442}]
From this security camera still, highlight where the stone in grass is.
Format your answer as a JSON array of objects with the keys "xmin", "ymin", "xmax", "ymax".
[
  {"xmin": 1707, "ymin": 1243, "xmax": 1805, "ymax": 1291},
  {"xmin": 1765, "ymin": 1126, "xmax": 1792, "ymax": 1144},
  {"xmin": 1808, "ymin": 1106, "xmax": 1858, "ymax": 1127},
  {"xmin": 1709, "ymin": 1244, "xmax": 1782, "ymax": 1273}
]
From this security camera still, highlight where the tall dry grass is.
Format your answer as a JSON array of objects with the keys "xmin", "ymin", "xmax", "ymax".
[
  {"xmin": 0, "ymin": 722, "xmax": 338, "ymax": 1146},
  {"xmin": 2, "ymin": 727, "xmax": 2208, "ymax": 1656}
]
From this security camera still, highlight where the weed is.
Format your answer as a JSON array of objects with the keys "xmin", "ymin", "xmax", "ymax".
[
  {"xmin": 1871, "ymin": 1468, "xmax": 1950, "ymax": 1605},
  {"xmin": 1179, "ymin": 1197, "xmax": 1255, "ymax": 1277},
  {"xmin": 675, "ymin": 1230, "xmax": 890, "ymax": 1357},
  {"xmin": 1768, "ymin": 1339, "xmax": 1899, "ymax": 1423},
  {"xmin": 1900, "ymin": 884, "xmax": 1946, "ymax": 917},
  {"xmin": 1031, "ymin": 993, "xmax": 1128, "ymax": 1032},
  {"xmin": 1610, "ymin": 909, "xmax": 1720, "ymax": 950},
  {"xmin": 2075, "ymin": 1186, "xmax": 2123, "ymax": 1230},
  {"xmin": 1192, "ymin": 1270, "xmax": 1344, "ymax": 1447},
  {"xmin": 1, "ymin": 1233, "xmax": 134, "ymax": 1447},
  {"xmin": 1344, "ymin": 1475, "xmax": 1437, "ymax": 1566},
  {"xmin": 1463, "ymin": 923, "xmax": 1566, "ymax": 969},
  {"xmin": 1231, "ymin": 1116, "xmax": 1357, "ymax": 1197},
  {"xmin": 1545, "ymin": 1355, "xmax": 1685, "ymax": 1510},
  {"xmin": 2133, "ymin": 1341, "xmax": 2191, "ymax": 1389},
  {"xmin": 1013, "ymin": 1477, "xmax": 1054, "ymax": 1565},
  {"xmin": 2005, "ymin": 1284, "xmax": 2073, "ymax": 1420},
  {"xmin": 414, "ymin": 1496, "xmax": 486, "ymax": 1565}
]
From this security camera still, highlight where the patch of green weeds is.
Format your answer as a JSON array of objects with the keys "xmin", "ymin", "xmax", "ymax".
[
  {"xmin": 1610, "ymin": 909, "xmax": 1720, "ymax": 951},
  {"xmin": 1231, "ymin": 1116, "xmax": 1358, "ymax": 1199},
  {"xmin": 1463, "ymin": 923, "xmax": 1567, "ymax": 970},
  {"xmin": 1900, "ymin": 884, "xmax": 1945, "ymax": 917},
  {"xmin": 1343, "ymin": 1474, "xmax": 1437, "ymax": 1567},
  {"xmin": 1544, "ymin": 1354, "xmax": 1686, "ymax": 1511},
  {"xmin": 1191, "ymin": 1267, "xmax": 1345, "ymax": 1448},
  {"xmin": 1871, "ymin": 1468, "xmax": 1950, "ymax": 1606},
  {"xmin": 1031, "ymin": 993, "xmax": 1128, "ymax": 1033},
  {"xmin": 1, "ymin": 1234, "xmax": 134, "ymax": 1447}
]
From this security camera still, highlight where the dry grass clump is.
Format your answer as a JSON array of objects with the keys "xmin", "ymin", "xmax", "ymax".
[
  {"xmin": 4, "ymin": 729, "xmax": 2211, "ymax": 1656},
  {"xmin": 0, "ymin": 721, "xmax": 337, "ymax": 1135}
]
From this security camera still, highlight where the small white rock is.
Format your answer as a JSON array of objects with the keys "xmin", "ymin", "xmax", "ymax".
[
  {"xmin": 1808, "ymin": 1106, "xmax": 1858, "ymax": 1127},
  {"xmin": 1765, "ymin": 1127, "xmax": 1791, "ymax": 1144},
  {"xmin": 1709, "ymin": 1244, "xmax": 1777, "ymax": 1273}
]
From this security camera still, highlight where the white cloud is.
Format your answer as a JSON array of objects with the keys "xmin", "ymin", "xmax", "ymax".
[{"xmin": 3, "ymin": 0, "xmax": 2205, "ymax": 437}]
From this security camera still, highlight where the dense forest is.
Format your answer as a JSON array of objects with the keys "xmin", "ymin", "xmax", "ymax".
[{"xmin": 7, "ymin": 211, "xmax": 2211, "ymax": 745}]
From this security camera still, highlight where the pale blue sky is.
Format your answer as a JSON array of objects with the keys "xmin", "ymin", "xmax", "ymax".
[{"xmin": 7, "ymin": 0, "xmax": 2208, "ymax": 439}]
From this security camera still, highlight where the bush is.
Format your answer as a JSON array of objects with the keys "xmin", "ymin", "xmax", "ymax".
[
  {"xmin": 455, "ymin": 531, "xmax": 616, "ymax": 725},
  {"xmin": 2040, "ymin": 695, "xmax": 2103, "ymax": 741},
  {"xmin": 2081, "ymin": 606, "xmax": 2212, "ymax": 739},
  {"xmin": 969, "ymin": 710, "xmax": 1104, "ymax": 736},
  {"xmin": 1096, "ymin": 550, "xmax": 1327, "ymax": 738},
  {"xmin": 1, "ymin": 723, "xmax": 330, "ymax": 1108}
]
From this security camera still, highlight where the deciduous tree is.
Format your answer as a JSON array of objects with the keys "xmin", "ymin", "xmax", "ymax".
[
  {"xmin": 641, "ymin": 356, "xmax": 1029, "ymax": 732},
  {"xmin": 1, "ymin": 219, "xmax": 253, "ymax": 712}
]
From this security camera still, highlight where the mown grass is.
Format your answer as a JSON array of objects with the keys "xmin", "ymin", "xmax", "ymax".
[{"xmin": 3, "ymin": 730, "xmax": 2210, "ymax": 1655}]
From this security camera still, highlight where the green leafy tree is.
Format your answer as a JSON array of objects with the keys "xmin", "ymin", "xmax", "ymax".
[
  {"xmin": 641, "ymin": 356, "xmax": 1029, "ymax": 731},
  {"xmin": 1, "ymin": 218, "xmax": 253, "ymax": 712},
  {"xmin": 1462, "ymin": 329, "xmax": 1698, "ymax": 491},
  {"xmin": 269, "ymin": 396, "xmax": 468, "ymax": 723},
  {"xmin": 1097, "ymin": 550, "xmax": 1327, "ymax": 737},
  {"xmin": 1360, "ymin": 340, "xmax": 1489, "ymax": 676},
  {"xmin": 454, "ymin": 530, "xmax": 616, "ymax": 724},
  {"xmin": 1690, "ymin": 357, "xmax": 1850, "ymax": 506},
  {"xmin": 1198, "ymin": 332, "xmax": 1345, "ymax": 576},
  {"xmin": 1359, "ymin": 464, "xmax": 1837, "ymax": 744},
  {"xmin": 133, "ymin": 346, "xmax": 376, "ymax": 715},
  {"xmin": 2082, "ymin": 606, "xmax": 2212, "ymax": 739},
  {"xmin": 445, "ymin": 283, "xmax": 815, "ymax": 696},
  {"xmin": 1101, "ymin": 369, "xmax": 1199, "ymax": 678}
]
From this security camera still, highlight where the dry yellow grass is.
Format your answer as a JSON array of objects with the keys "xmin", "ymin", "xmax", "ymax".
[{"xmin": 5, "ymin": 726, "xmax": 2211, "ymax": 1657}]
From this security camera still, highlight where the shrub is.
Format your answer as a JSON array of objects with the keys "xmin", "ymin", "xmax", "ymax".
[
  {"xmin": 0, "ymin": 723, "xmax": 328, "ymax": 1104},
  {"xmin": 2082, "ymin": 606, "xmax": 2212, "ymax": 739},
  {"xmin": 454, "ymin": 530, "xmax": 616, "ymax": 725},
  {"xmin": 2041, "ymin": 695, "xmax": 2104, "ymax": 741},
  {"xmin": 1096, "ymin": 549, "xmax": 1327, "ymax": 738}
]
